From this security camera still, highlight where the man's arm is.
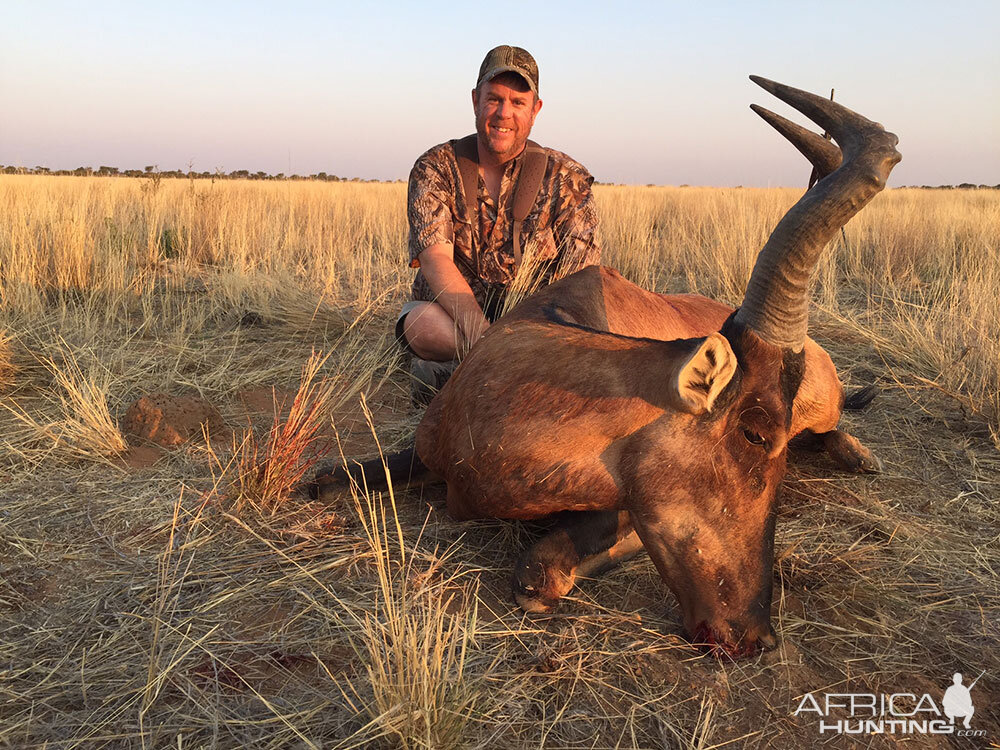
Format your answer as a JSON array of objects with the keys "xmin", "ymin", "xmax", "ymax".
[
  {"xmin": 417, "ymin": 243, "xmax": 490, "ymax": 350},
  {"xmin": 406, "ymin": 146, "xmax": 490, "ymax": 355}
]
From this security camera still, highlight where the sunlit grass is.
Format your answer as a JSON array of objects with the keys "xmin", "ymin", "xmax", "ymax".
[
  {"xmin": 1, "ymin": 339, "xmax": 127, "ymax": 464},
  {"xmin": 3, "ymin": 177, "xmax": 994, "ymax": 440}
]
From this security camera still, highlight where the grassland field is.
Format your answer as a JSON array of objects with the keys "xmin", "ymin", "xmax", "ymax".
[{"xmin": 0, "ymin": 174, "xmax": 998, "ymax": 748}]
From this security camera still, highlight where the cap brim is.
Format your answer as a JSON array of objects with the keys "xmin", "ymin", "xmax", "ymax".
[{"xmin": 478, "ymin": 65, "xmax": 537, "ymax": 95}]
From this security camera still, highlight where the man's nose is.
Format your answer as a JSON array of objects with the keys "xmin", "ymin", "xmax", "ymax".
[{"xmin": 495, "ymin": 99, "xmax": 513, "ymax": 118}]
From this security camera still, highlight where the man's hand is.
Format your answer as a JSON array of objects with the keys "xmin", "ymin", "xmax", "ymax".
[{"xmin": 454, "ymin": 311, "xmax": 490, "ymax": 356}]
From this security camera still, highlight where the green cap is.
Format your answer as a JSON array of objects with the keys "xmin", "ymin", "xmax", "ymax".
[{"xmin": 477, "ymin": 45, "xmax": 538, "ymax": 95}]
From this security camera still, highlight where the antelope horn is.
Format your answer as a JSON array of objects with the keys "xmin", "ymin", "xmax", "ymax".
[
  {"xmin": 750, "ymin": 104, "xmax": 842, "ymax": 181},
  {"xmin": 734, "ymin": 76, "xmax": 901, "ymax": 351}
]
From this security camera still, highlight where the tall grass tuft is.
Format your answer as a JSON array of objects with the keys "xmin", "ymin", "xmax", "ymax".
[
  {"xmin": 0, "ymin": 330, "xmax": 14, "ymax": 388},
  {"xmin": 220, "ymin": 350, "xmax": 337, "ymax": 514},
  {"xmin": 1, "ymin": 341, "xmax": 126, "ymax": 463},
  {"xmin": 336, "ymin": 402, "xmax": 481, "ymax": 750}
]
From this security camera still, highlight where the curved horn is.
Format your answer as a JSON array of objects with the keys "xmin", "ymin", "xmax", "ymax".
[
  {"xmin": 734, "ymin": 76, "xmax": 901, "ymax": 351},
  {"xmin": 750, "ymin": 104, "xmax": 842, "ymax": 180}
]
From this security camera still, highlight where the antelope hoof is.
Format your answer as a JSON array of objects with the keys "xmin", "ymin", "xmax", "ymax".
[
  {"xmin": 855, "ymin": 451, "xmax": 884, "ymax": 474},
  {"xmin": 512, "ymin": 559, "xmax": 574, "ymax": 613},
  {"xmin": 824, "ymin": 430, "xmax": 883, "ymax": 474}
]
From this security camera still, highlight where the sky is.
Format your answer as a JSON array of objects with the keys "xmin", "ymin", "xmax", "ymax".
[{"xmin": 2, "ymin": 0, "xmax": 998, "ymax": 187}]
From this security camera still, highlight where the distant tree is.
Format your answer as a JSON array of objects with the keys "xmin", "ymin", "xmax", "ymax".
[{"xmin": 144, "ymin": 165, "xmax": 156, "ymax": 174}]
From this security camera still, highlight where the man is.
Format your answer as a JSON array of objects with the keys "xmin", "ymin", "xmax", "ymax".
[{"xmin": 398, "ymin": 45, "xmax": 601, "ymax": 403}]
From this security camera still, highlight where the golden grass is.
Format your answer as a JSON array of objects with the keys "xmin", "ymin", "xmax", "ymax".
[
  {"xmin": 1, "ymin": 338, "xmax": 128, "ymax": 464},
  {"xmin": 214, "ymin": 350, "xmax": 339, "ymax": 515},
  {"xmin": 2, "ymin": 176, "xmax": 994, "ymax": 435},
  {"xmin": 344, "ymin": 438, "xmax": 481, "ymax": 750},
  {"xmin": 0, "ymin": 174, "xmax": 998, "ymax": 747},
  {"xmin": 0, "ymin": 329, "xmax": 14, "ymax": 387}
]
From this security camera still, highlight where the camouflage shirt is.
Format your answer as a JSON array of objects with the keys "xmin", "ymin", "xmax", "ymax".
[{"xmin": 407, "ymin": 138, "xmax": 601, "ymax": 307}]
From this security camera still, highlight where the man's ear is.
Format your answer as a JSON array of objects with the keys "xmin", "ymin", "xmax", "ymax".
[
  {"xmin": 472, "ymin": 87, "xmax": 479, "ymax": 111},
  {"xmin": 673, "ymin": 333, "xmax": 737, "ymax": 414}
]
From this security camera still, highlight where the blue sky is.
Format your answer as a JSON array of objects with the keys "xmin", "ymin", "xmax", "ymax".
[{"xmin": 2, "ymin": 0, "xmax": 997, "ymax": 186}]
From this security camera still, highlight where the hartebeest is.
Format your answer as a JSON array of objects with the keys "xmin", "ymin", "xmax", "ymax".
[{"xmin": 316, "ymin": 76, "xmax": 901, "ymax": 656}]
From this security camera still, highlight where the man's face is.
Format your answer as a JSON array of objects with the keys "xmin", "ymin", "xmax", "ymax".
[{"xmin": 472, "ymin": 73, "xmax": 543, "ymax": 162}]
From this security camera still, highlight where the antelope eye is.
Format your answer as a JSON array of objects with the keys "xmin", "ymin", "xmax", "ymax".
[{"xmin": 742, "ymin": 427, "xmax": 766, "ymax": 446}]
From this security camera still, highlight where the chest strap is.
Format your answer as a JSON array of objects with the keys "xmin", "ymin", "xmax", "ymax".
[{"xmin": 452, "ymin": 134, "xmax": 548, "ymax": 272}]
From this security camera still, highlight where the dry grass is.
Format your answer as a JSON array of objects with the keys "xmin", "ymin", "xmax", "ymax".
[
  {"xmin": 1, "ymin": 339, "xmax": 128, "ymax": 465},
  {"xmin": 214, "ymin": 350, "xmax": 340, "ymax": 515},
  {"xmin": 0, "ymin": 330, "xmax": 15, "ymax": 388},
  {"xmin": 342, "ymin": 433, "xmax": 482, "ymax": 750},
  {"xmin": 0, "ymin": 174, "xmax": 998, "ymax": 748}
]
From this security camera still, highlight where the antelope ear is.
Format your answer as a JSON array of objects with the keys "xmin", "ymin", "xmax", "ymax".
[{"xmin": 674, "ymin": 333, "xmax": 737, "ymax": 414}]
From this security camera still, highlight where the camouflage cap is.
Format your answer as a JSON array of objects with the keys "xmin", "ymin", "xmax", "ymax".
[{"xmin": 477, "ymin": 45, "xmax": 538, "ymax": 95}]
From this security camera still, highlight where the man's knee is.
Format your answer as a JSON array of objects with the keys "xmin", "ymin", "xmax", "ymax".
[{"xmin": 400, "ymin": 302, "xmax": 459, "ymax": 361}]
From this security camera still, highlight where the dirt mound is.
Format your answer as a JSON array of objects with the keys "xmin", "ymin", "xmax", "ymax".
[{"xmin": 122, "ymin": 393, "xmax": 228, "ymax": 447}]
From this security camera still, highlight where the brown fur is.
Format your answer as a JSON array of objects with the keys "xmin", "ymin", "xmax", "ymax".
[
  {"xmin": 505, "ymin": 265, "xmax": 851, "ymax": 443},
  {"xmin": 416, "ymin": 295, "xmax": 808, "ymax": 654}
]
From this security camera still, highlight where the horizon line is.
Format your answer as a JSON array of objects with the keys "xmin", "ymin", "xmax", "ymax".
[{"xmin": 2, "ymin": 164, "xmax": 996, "ymax": 191}]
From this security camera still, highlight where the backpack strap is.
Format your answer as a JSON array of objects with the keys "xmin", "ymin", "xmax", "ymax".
[
  {"xmin": 452, "ymin": 134, "xmax": 481, "ymax": 275},
  {"xmin": 452, "ymin": 135, "xmax": 480, "ymax": 225},
  {"xmin": 512, "ymin": 140, "xmax": 548, "ymax": 267},
  {"xmin": 451, "ymin": 135, "xmax": 549, "ymax": 273}
]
